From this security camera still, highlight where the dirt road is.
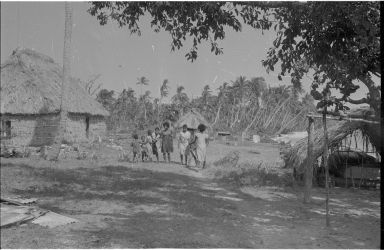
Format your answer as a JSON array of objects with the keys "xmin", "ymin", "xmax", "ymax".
[{"xmin": 1, "ymin": 159, "xmax": 380, "ymax": 248}]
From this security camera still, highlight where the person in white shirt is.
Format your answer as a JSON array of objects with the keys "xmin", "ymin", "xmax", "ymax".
[
  {"xmin": 190, "ymin": 124, "xmax": 209, "ymax": 169},
  {"xmin": 177, "ymin": 124, "xmax": 191, "ymax": 165}
]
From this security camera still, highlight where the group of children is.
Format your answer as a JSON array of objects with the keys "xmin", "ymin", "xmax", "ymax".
[{"xmin": 130, "ymin": 121, "xmax": 209, "ymax": 168}]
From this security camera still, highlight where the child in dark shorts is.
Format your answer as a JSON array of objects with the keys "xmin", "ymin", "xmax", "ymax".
[
  {"xmin": 140, "ymin": 135, "xmax": 150, "ymax": 162},
  {"xmin": 151, "ymin": 127, "xmax": 161, "ymax": 162},
  {"xmin": 161, "ymin": 122, "xmax": 173, "ymax": 162},
  {"xmin": 131, "ymin": 134, "xmax": 140, "ymax": 163}
]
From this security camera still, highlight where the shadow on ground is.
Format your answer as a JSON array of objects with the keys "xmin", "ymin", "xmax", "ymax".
[{"xmin": 1, "ymin": 162, "xmax": 380, "ymax": 248}]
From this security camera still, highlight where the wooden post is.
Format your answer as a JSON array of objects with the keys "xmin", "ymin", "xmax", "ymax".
[
  {"xmin": 304, "ymin": 116, "xmax": 315, "ymax": 203},
  {"xmin": 323, "ymin": 105, "xmax": 330, "ymax": 227}
]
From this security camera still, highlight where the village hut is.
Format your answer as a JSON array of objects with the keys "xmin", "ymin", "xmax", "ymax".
[
  {"xmin": 175, "ymin": 109, "xmax": 211, "ymax": 130},
  {"xmin": 284, "ymin": 117, "xmax": 381, "ymax": 179},
  {"xmin": 0, "ymin": 48, "xmax": 109, "ymax": 147}
]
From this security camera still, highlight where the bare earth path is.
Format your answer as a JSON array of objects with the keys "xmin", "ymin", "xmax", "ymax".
[{"xmin": 1, "ymin": 159, "xmax": 381, "ymax": 248}]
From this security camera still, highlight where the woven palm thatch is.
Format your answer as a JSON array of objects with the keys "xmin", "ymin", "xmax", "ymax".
[
  {"xmin": 284, "ymin": 120, "xmax": 381, "ymax": 174},
  {"xmin": 175, "ymin": 109, "xmax": 210, "ymax": 129},
  {"xmin": 1, "ymin": 48, "xmax": 108, "ymax": 116}
]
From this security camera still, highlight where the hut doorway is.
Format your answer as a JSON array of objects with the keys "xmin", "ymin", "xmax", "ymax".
[
  {"xmin": 85, "ymin": 117, "xmax": 90, "ymax": 138},
  {"xmin": 1, "ymin": 120, "xmax": 11, "ymax": 139}
]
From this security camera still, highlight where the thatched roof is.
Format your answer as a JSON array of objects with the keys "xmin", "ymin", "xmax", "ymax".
[
  {"xmin": 328, "ymin": 151, "xmax": 378, "ymax": 167},
  {"xmin": 1, "ymin": 48, "xmax": 108, "ymax": 116},
  {"xmin": 175, "ymin": 109, "xmax": 210, "ymax": 130},
  {"xmin": 284, "ymin": 120, "xmax": 381, "ymax": 173}
]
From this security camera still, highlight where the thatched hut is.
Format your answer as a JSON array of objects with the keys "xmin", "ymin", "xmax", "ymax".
[
  {"xmin": 175, "ymin": 109, "xmax": 210, "ymax": 130},
  {"xmin": 0, "ymin": 48, "xmax": 109, "ymax": 147},
  {"xmin": 284, "ymin": 119, "xmax": 381, "ymax": 175}
]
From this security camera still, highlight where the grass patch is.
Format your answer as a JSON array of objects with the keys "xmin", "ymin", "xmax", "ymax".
[{"xmin": 207, "ymin": 151, "xmax": 293, "ymax": 187}]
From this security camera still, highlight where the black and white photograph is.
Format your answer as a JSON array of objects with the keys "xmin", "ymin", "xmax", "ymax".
[{"xmin": 0, "ymin": 1, "xmax": 381, "ymax": 248}]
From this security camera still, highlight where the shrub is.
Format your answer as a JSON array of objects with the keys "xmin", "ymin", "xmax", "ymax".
[{"xmin": 214, "ymin": 161, "xmax": 294, "ymax": 187}]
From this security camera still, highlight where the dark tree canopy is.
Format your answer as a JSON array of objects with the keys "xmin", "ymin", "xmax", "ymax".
[{"xmin": 88, "ymin": 1, "xmax": 380, "ymax": 115}]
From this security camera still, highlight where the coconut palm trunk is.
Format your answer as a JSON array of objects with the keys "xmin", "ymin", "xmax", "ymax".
[
  {"xmin": 212, "ymin": 103, "xmax": 222, "ymax": 126},
  {"xmin": 49, "ymin": 2, "xmax": 73, "ymax": 161},
  {"xmin": 323, "ymin": 105, "xmax": 330, "ymax": 227},
  {"xmin": 158, "ymin": 98, "xmax": 162, "ymax": 122}
]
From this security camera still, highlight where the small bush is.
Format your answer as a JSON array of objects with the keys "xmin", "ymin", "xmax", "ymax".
[
  {"xmin": 76, "ymin": 151, "xmax": 87, "ymax": 160},
  {"xmin": 118, "ymin": 128, "xmax": 130, "ymax": 134},
  {"xmin": 215, "ymin": 161, "xmax": 294, "ymax": 187},
  {"xmin": 61, "ymin": 139, "xmax": 73, "ymax": 146},
  {"xmin": 213, "ymin": 150, "xmax": 240, "ymax": 168},
  {"xmin": 118, "ymin": 151, "xmax": 131, "ymax": 162}
]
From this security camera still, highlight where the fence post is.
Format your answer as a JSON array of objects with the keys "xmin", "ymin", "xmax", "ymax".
[
  {"xmin": 323, "ymin": 106, "xmax": 330, "ymax": 227},
  {"xmin": 304, "ymin": 116, "xmax": 314, "ymax": 203}
]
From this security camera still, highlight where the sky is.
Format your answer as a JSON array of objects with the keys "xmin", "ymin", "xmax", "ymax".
[{"xmin": 1, "ymin": 2, "xmax": 374, "ymax": 105}]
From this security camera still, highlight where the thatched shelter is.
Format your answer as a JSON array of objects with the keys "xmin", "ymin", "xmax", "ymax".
[
  {"xmin": 284, "ymin": 120, "xmax": 381, "ymax": 174},
  {"xmin": 0, "ymin": 48, "xmax": 109, "ymax": 147},
  {"xmin": 175, "ymin": 109, "xmax": 210, "ymax": 130}
]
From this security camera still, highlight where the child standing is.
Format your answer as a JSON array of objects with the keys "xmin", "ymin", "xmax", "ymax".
[
  {"xmin": 146, "ymin": 130, "xmax": 153, "ymax": 160},
  {"xmin": 186, "ymin": 129, "xmax": 197, "ymax": 166},
  {"xmin": 194, "ymin": 124, "xmax": 209, "ymax": 168},
  {"xmin": 161, "ymin": 122, "xmax": 173, "ymax": 163},
  {"xmin": 131, "ymin": 134, "xmax": 140, "ymax": 163},
  {"xmin": 140, "ymin": 135, "xmax": 150, "ymax": 162},
  {"xmin": 151, "ymin": 127, "xmax": 161, "ymax": 162},
  {"xmin": 177, "ymin": 124, "xmax": 191, "ymax": 165}
]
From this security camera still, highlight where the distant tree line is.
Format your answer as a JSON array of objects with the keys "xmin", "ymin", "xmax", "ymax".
[{"xmin": 94, "ymin": 76, "xmax": 316, "ymax": 136}]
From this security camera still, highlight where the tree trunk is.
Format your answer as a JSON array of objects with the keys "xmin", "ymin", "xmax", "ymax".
[
  {"xmin": 158, "ymin": 98, "xmax": 162, "ymax": 123},
  {"xmin": 323, "ymin": 106, "xmax": 330, "ymax": 227},
  {"xmin": 304, "ymin": 116, "xmax": 314, "ymax": 203},
  {"xmin": 359, "ymin": 76, "xmax": 381, "ymax": 114},
  {"xmin": 231, "ymin": 105, "xmax": 241, "ymax": 128},
  {"xmin": 276, "ymin": 108, "xmax": 306, "ymax": 135},
  {"xmin": 263, "ymin": 97, "xmax": 291, "ymax": 129},
  {"xmin": 144, "ymin": 103, "xmax": 147, "ymax": 121},
  {"xmin": 243, "ymin": 107, "xmax": 259, "ymax": 134},
  {"xmin": 212, "ymin": 103, "xmax": 222, "ymax": 126},
  {"xmin": 49, "ymin": 2, "xmax": 73, "ymax": 161}
]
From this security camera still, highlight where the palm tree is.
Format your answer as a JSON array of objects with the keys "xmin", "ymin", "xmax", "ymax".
[
  {"xmin": 136, "ymin": 76, "xmax": 149, "ymax": 96},
  {"xmin": 199, "ymin": 84, "xmax": 213, "ymax": 118},
  {"xmin": 51, "ymin": 2, "xmax": 73, "ymax": 161},
  {"xmin": 230, "ymin": 76, "xmax": 249, "ymax": 127},
  {"xmin": 212, "ymin": 82, "xmax": 229, "ymax": 126},
  {"xmin": 139, "ymin": 90, "xmax": 151, "ymax": 121},
  {"xmin": 114, "ymin": 88, "xmax": 141, "ymax": 129},
  {"xmin": 171, "ymin": 86, "xmax": 189, "ymax": 117},
  {"xmin": 160, "ymin": 79, "xmax": 169, "ymax": 99},
  {"xmin": 201, "ymin": 85, "xmax": 212, "ymax": 104},
  {"xmin": 159, "ymin": 79, "xmax": 169, "ymax": 121},
  {"xmin": 248, "ymin": 77, "xmax": 267, "ymax": 108},
  {"xmin": 242, "ymin": 77, "xmax": 267, "ymax": 134}
]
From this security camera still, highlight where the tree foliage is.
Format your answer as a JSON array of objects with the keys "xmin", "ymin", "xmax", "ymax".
[
  {"xmin": 88, "ymin": 1, "xmax": 380, "ymax": 115},
  {"xmin": 81, "ymin": 74, "xmax": 102, "ymax": 97},
  {"xmin": 262, "ymin": 2, "xmax": 380, "ymax": 114},
  {"xmin": 96, "ymin": 76, "xmax": 315, "ymax": 136}
]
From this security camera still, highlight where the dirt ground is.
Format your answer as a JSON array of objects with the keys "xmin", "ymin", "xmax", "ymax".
[{"xmin": 0, "ymin": 141, "xmax": 381, "ymax": 248}]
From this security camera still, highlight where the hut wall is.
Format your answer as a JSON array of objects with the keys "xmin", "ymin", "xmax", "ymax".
[
  {"xmin": 89, "ymin": 116, "xmax": 107, "ymax": 139},
  {"xmin": 65, "ymin": 114, "xmax": 106, "ymax": 142},
  {"xmin": 65, "ymin": 114, "xmax": 87, "ymax": 143},
  {"xmin": 0, "ymin": 114, "xmax": 60, "ymax": 147},
  {"xmin": 1, "ymin": 114, "xmax": 106, "ymax": 147}
]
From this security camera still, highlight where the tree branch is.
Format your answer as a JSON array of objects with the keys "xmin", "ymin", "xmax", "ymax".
[
  {"xmin": 247, "ymin": 1, "xmax": 306, "ymax": 9},
  {"xmin": 346, "ymin": 97, "xmax": 368, "ymax": 105}
]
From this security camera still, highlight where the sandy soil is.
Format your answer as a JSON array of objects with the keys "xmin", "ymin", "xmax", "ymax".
[{"xmin": 0, "ymin": 142, "xmax": 380, "ymax": 248}]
